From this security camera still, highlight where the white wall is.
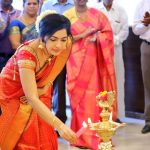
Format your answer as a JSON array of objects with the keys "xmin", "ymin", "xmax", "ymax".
[{"xmin": 12, "ymin": 0, "xmax": 23, "ymax": 10}]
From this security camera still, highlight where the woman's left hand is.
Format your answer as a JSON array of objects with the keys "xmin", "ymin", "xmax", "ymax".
[
  {"xmin": 57, "ymin": 124, "xmax": 77, "ymax": 144},
  {"xmin": 88, "ymin": 33, "xmax": 97, "ymax": 42}
]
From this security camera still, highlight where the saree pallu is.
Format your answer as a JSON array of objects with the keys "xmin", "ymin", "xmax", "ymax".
[
  {"xmin": 0, "ymin": 40, "xmax": 71, "ymax": 150},
  {"xmin": 64, "ymin": 8, "xmax": 117, "ymax": 149},
  {"xmin": 22, "ymin": 24, "xmax": 38, "ymax": 42}
]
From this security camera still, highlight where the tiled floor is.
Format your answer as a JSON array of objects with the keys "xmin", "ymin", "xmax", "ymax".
[{"xmin": 58, "ymin": 109, "xmax": 150, "ymax": 150}]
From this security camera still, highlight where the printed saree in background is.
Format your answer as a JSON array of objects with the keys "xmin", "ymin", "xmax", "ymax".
[
  {"xmin": 0, "ymin": 40, "xmax": 71, "ymax": 150},
  {"xmin": 9, "ymin": 19, "xmax": 38, "ymax": 43},
  {"xmin": 64, "ymin": 7, "xmax": 117, "ymax": 149}
]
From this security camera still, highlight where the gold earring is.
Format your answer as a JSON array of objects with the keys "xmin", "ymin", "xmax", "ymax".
[
  {"xmin": 38, "ymin": 41, "xmax": 44, "ymax": 49},
  {"xmin": 66, "ymin": 37, "xmax": 72, "ymax": 49}
]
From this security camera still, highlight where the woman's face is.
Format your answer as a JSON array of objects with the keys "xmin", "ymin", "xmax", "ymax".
[
  {"xmin": 24, "ymin": 0, "xmax": 39, "ymax": 17},
  {"xmin": 74, "ymin": 0, "xmax": 87, "ymax": 7},
  {"xmin": 44, "ymin": 29, "xmax": 69, "ymax": 56}
]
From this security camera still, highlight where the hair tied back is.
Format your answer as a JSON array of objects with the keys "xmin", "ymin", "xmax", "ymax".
[{"xmin": 35, "ymin": 10, "xmax": 57, "ymax": 33}]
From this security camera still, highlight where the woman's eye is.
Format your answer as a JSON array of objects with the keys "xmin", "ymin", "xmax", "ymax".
[
  {"xmin": 62, "ymin": 39, "xmax": 67, "ymax": 42},
  {"xmin": 27, "ymin": 3, "xmax": 38, "ymax": 6},
  {"xmin": 61, "ymin": 38, "xmax": 67, "ymax": 42},
  {"xmin": 49, "ymin": 39, "xmax": 56, "ymax": 41}
]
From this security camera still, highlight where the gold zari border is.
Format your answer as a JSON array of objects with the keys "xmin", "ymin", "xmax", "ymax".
[{"xmin": 18, "ymin": 60, "xmax": 36, "ymax": 70}]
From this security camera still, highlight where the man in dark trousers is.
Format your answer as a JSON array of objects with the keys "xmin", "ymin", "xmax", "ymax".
[
  {"xmin": 0, "ymin": 0, "xmax": 21, "ymax": 71},
  {"xmin": 0, "ymin": 0, "xmax": 21, "ymax": 115},
  {"xmin": 132, "ymin": 0, "xmax": 150, "ymax": 134}
]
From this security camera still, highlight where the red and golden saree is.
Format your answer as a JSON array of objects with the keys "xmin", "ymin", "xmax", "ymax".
[
  {"xmin": 64, "ymin": 8, "xmax": 117, "ymax": 149},
  {"xmin": 0, "ymin": 40, "xmax": 71, "ymax": 150}
]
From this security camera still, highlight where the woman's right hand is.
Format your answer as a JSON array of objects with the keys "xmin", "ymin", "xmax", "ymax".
[
  {"xmin": 82, "ymin": 27, "xmax": 96, "ymax": 38},
  {"xmin": 57, "ymin": 124, "xmax": 77, "ymax": 144}
]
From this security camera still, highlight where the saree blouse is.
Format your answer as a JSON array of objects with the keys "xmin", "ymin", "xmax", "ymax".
[
  {"xmin": 9, "ymin": 19, "xmax": 38, "ymax": 42},
  {"xmin": 0, "ymin": 42, "xmax": 43, "ymax": 100}
]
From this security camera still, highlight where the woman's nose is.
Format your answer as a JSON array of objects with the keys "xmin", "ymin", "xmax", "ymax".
[{"xmin": 55, "ymin": 41, "xmax": 63, "ymax": 48}]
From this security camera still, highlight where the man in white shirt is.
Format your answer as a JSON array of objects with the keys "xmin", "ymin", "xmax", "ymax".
[
  {"xmin": 132, "ymin": 0, "xmax": 150, "ymax": 134},
  {"xmin": 41, "ymin": 0, "xmax": 74, "ymax": 14},
  {"xmin": 89, "ymin": 0, "xmax": 129, "ymax": 122}
]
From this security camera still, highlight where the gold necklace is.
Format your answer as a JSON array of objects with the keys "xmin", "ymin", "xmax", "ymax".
[
  {"xmin": 21, "ymin": 15, "xmax": 36, "ymax": 25},
  {"xmin": 75, "ymin": 8, "xmax": 88, "ymax": 21}
]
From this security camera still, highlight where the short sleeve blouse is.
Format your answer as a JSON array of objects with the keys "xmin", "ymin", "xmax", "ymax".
[{"xmin": 17, "ymin": 46, "xmax": 38, "ymax": 71}]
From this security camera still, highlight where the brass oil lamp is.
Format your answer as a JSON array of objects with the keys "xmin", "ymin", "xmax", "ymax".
[{"xmin": 88, "ymin": 91, "xmax": 126, "ymax": 150}]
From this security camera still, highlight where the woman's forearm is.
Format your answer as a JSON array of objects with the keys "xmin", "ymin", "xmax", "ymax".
[
  {"xmin": 73, "ymin": 33, "xmax": 84, "ymax": 41},
  {"xmin": 27, "ymin": 96, "xmax": 63, "ymax": 130}
]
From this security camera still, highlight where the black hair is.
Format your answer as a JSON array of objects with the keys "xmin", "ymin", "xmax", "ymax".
[
  {"xmin": 39, "ymin": 13, "xmax": 72, "ymax": 41},
  {"xmin": 23, "ymin": 0, "xmax": 39, "ymax": 6}
]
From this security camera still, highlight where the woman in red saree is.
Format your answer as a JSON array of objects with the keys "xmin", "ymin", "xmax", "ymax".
[
  {"xmin": 64, "ymin": 0, "xmax": 117, "ymax": 149},
  {"xmin": 0, "ymin": 11, "xmax": 77, "ymax": 150}
]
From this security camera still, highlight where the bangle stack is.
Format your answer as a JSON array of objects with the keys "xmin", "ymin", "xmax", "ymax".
[
  {"xmin": 58, "ymin": 124, "xmax": 64, "ymax": 136},
  {"xmin": 52, "ymin": 116, "xmax": 64, "ymax": 136}
]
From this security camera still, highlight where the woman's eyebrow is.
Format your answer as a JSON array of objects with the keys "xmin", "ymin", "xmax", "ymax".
[{"xmin": 50, "ymin": 36, "xmax": 68, "ymax": 39}]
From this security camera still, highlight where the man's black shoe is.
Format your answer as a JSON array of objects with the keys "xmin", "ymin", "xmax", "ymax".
[
  {"xmin": 141, "ymin": 125, "xmax": 150, "ymax": 134},
  {"xmin": 116, "ymin": 118, "xmax": 122, "ymax": 123}
]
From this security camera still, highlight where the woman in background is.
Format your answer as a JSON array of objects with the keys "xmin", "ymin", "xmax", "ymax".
[
  {"xmin": 64, "ymin": 0, "xmax": 117, "ymax": 149},
  {"xmin": 9, "ymin": 0, "xmax": 39, "ymax": 50},
  {"xmin": 0, "ymin": 11, "xmax": 77, "ymax": 150}
]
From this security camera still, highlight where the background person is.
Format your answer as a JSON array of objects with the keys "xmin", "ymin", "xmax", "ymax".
[
  {"xmin": 93, "ymin": 0, "xmax": 129, "ymax": 122},
  {"xmin": 0, "ymin": 0, "xmax": 21, "ymax": 71},
  {"xmin": 132, "ymin": 0, "xmax": 150, "ymax": 134},
  {"xmin": 9, "ymin": 0, "xmax": 39, "ymax": 50},
  {"xmin": 64, "ymin": 0, "xmax": 117, "ymax": 149}
]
